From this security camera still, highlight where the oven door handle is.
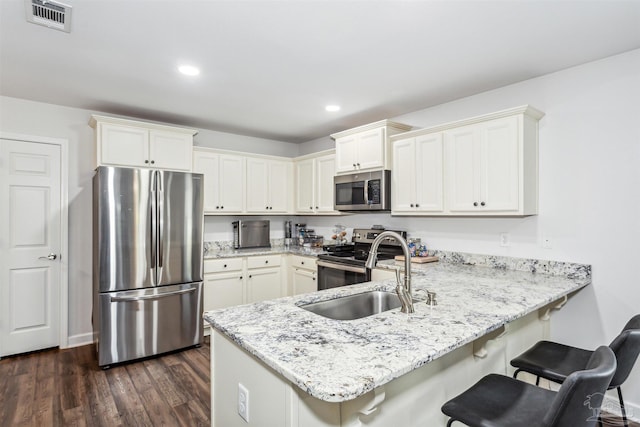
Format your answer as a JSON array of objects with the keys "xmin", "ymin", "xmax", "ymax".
[{"xmin": 317, "ymin": 260, "xmax": 367, "ymax": 274}]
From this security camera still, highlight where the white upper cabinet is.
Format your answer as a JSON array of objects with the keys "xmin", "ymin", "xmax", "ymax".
[
  {"xmin": 90, "ymin": 115, "xmax": 196, "ymax": 171},
  {"xmin": 295, "ymin": 158, "xmax": 315, "ymax": 213},
  {"xmin": 246, "ymin": 158, "xmax": 292, "ymax": 213},
  {"xmin": 332, "ymin": 120, "xmax": 412, "ymax": 174},
  {"xmin": 294, "ymin": 151, "xmax": 338, "ymax": 215},
  {"xmin": 391, "ymin": 105, "xmax": 544, "ymax": 216},
  {"xmin": 445, "ymin": 116, "xmax": 524, "ymax": 214},
  {"xmin": 193, "ymin": 148, "xmax": 245, "ymax": 214},
  {"xmin": 315, "ymin": 154, "xmax": 337, "ymax": 212},
  {"xmin": 392, "ymin": 133, "xmax": 444, "ymax": 214}
]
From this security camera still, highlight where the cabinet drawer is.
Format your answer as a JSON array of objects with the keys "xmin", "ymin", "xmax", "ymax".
[
  {"xmin": 291, "ymin": 255, "xmax": 316, "ymax": 270},
  {"xmin": 204, "ymin": 258, "xmax": 243, "ymax": 273},
  {"xmin": 247, "ymin": 255, "xmax": 281, "ymax": 269}
]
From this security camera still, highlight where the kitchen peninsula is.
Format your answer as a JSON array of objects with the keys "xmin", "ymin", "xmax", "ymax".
[{"xmin": 204, "ymin": 255, "xmax": 591, "ymax": 426}]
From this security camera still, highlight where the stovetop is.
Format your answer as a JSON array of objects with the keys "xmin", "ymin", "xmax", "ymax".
[{"xmin": 318, "ymin": 228, "xmax": 406, "ymax": 267}]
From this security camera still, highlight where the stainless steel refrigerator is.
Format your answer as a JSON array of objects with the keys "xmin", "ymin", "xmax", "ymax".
[{"xmin": 93, "ymin": 166, "xmax": 204, "ymax": 367}]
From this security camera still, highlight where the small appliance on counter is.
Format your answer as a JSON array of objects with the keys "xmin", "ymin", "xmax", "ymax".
[{"xmin": 233, "ymin": 220, "xmax": 271, "ymax": 249}]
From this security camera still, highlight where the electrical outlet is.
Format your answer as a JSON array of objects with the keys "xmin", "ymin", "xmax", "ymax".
[
  {"xmin": 238, "ymin": 383, "xmax": 249, "ymax": 422},
  {"xmin": 542, "ymin": 236, "xmax": 552, "ymax": 249},
  {"xmin": 499, "ymin": 233, "xmax": 509, "ymax": 247}
]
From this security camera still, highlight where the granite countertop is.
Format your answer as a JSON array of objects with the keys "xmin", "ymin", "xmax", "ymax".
[
  {"xmin": 204, "ymin": 245, "xmax": 325, "ymax": 259},
  {"xmin": 204, "ymin": 258, "xmax": 591, "ymax": 403}
]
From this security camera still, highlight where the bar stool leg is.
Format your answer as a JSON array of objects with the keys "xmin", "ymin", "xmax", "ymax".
[{"xmin": 617, "ymin": 387, "xmax": 629, "ymax": 427}]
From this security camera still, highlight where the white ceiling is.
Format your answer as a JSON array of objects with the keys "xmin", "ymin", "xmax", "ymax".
[{"xmin": 1, "ymin": 1, "xmax": 639, "ymax": 143}]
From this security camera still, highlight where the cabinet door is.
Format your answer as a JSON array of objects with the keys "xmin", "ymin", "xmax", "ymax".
[
  {"xmin": 203, "ymin": 272, "xmax": 244, "ymax": 312},
  {"xmin": 356, "ymin": 128, "xmax": 385, "ymax": 171},
  {"xmin": 480, "ymin": 117, "xmax": 519, "ymax": 212},
  {"xmin": 295, "ymin": 159, "xmax": 315, "ymax": 213},
  {"xmin": 99, "ymin": 123, "xmax": 149, "ymax": 167},
  {"xmin": 268, "ymin": 160, "xmax": 290, "ymax": 213},
  {"xmin": 218, "ymin": 155, "xmax": 245, "ymax": 213},
  {"xmin": 193, "ymin": 151, "xmax": 220, "ymax": 213},
  {"xmin": 392, "ymin": 138, "xmax": 417, "ymax": 212},
  {"xmin": 415, "ymin": 133, "xmax": 444, "ymax": 212},
  {"xmin": 149, "ymin": 130, "xmax": 192, "ymax": 171},
  {"xmin": 315, "ymin": 154, "xmax": 336, "ymax": 212},
  {"xmin": 445, "ymin": 126, "xmax": 480, "ymax": 212},
  {"xmin": 292, "ymin": 268, "xmax": 317, "ymax": 295},
  {"xmin": 247, "ymin": 268, "xmax": 282, "ymax": 303},
  {"xmin": 245, "ymin": 158, "xmax": 269, "ymax": 213},
  {"xmin": 335, "ymin": 135, "xmax": 359, "ymax": 173}
]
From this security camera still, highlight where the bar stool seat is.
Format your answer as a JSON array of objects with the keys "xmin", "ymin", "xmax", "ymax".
[
  {"xmin": 441, "ymin": 374, "xmax": 556, "ymax": 426},
  {"xmin": 511, "ymin": 340, "xmax": 593, "ymax": 384},
  {"xmin": 442, "ymin": 346, "xmax": 616, "ymax": 427},
  {"xmin": 511, "ymin": 314, "xmax": 640, "ymax": 427}
]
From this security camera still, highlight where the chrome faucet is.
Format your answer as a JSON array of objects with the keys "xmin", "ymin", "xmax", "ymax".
[{"xmin": 365, "ymin": 231, "xmax": 414, "ymax": 314}]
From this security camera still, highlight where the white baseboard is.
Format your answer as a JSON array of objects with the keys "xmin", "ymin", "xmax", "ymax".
[
  {"xmin": 64, "ymin": 332, "xmax": 94, "ymax": 349},
  {"xmin": 603, "ymin": 393, "xmax": 640, "ymax": 423}
]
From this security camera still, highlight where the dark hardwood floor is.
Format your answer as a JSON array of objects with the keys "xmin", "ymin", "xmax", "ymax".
[
  {"xmin": 1, "ymin": 339, "xmax": 637, "ymax": 426},
  {"xmin": 0, "ymin": 341, "xmax": 210, "ymax": 427}
]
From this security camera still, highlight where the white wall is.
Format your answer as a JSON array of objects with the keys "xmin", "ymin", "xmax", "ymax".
[{"xmin": 0, "ymin": 96, "xmax": 298, "ymax": 344}]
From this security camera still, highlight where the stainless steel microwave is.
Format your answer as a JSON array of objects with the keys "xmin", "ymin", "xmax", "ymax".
[{"xmin": 334, "ymin": 170, "xmax": 391, "ymax": 211}]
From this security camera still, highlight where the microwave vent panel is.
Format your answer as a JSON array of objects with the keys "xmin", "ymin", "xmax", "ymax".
[{"xmin": 25, "ymin": 0, "xmax": 72, "ymax": 33}]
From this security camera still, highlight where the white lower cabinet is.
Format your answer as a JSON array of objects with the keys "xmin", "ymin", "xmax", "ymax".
[
  {"xmin": 290, "ymin": 255, "xmax": 317, "ymax": 295},
  {"xmin": 246, "ymin": 255, "xmax": 283, "ymax": 303},
  {"xmin": 203, "ymin": 255, "xmax": 284, "ymax": 332}
]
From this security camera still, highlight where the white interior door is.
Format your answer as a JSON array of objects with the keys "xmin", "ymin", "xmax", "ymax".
[{"xmin": 0, "ymin": 139, "xmax": 61, "ymax": 357}]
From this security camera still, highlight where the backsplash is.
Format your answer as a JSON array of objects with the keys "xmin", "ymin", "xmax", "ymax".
[
  {"xmin": 427, "ymin": 249, "xmax": 591, "ymax": 280},
  {"xmin": 203, "ymin": 240, "xmax": 591, "ymax": 280}
]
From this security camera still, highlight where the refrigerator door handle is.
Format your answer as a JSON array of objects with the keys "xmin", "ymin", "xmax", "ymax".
[
  {"xmin": 150, "ymin": 170, "xmax": 158, "ymax": 283},
  {"xmin": 109, "ymin": 286, "xmax": 196, "ymax": 302},
  {"xmin": 157, "ymin": 170, "xmax": 164, "ymax": 269}
]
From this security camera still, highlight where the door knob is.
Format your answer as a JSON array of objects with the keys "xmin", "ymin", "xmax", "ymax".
[{"xmin": 39, "ymin": 253, "xmax": 57, "ymax": 261}]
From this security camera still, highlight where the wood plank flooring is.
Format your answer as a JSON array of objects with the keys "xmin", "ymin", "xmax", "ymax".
[
  {"xmin": 1, "ymin": 340, "xmax": 638, "ymax": 426},
  {"xmin": 0, "ymin": 341, "xmax": 210, "ymax": 427}
]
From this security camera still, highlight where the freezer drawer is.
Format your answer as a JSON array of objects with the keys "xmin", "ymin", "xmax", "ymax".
[{"xmin": 97, "ymin": 282, "xmax": 203, "ymax": 367}]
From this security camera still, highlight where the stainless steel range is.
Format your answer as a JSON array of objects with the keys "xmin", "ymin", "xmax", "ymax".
[{"xmin": 317, "ymin": 228, "xmax": 407, "ymax": 290}]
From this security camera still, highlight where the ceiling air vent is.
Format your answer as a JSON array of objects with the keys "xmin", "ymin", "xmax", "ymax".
[{"xmin": 25, "ymin": 0, "xmax": 72, "ymax": 33}]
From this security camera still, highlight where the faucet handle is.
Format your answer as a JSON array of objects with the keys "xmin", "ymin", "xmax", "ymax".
[{"xmin": 426, "ymin": 291, "xmax": 437, "ymax": 306}]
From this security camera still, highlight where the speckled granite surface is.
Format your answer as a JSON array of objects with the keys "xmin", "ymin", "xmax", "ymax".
[
  {"xmin": 204, "ymin": 244, "xmax": 324, "ymax": 259},
  {"xmin": 204, "ymin": 260, "xmax": 591, "ymax": 403}
]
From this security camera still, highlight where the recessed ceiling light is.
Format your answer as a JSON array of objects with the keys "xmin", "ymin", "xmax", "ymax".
[
  {"xmin": 325, "ymin": 105, "xmax": 341, "ymax": 112},
  {"xmin": 178, "ymin": 65, "xmax": 200, "ymax": 76}
]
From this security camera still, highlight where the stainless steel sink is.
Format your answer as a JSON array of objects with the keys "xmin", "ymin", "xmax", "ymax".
[{"xmin": 300, "ymin": 291, "xmax": 401, "ymax": 320}]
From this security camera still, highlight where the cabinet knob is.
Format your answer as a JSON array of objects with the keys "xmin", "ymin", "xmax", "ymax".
[
  {"xmin": 301, "ymin": 261, "xmax": 305, "ymax": 265},
  {"xmin": 473, "ymin": 202, "xmax": 478, "ymax": 207},
  {"xmin": 356, "ymin": 163, "xmax": 360, "ymax": 167},
  {"xmin": 144, "ymin": 160, "xmax": 149, "ymax": 164},
  {"xmin": 239, "ymin": 276, "xmax": 243, "ymax": 280},
  {"xmin": 481, "ymin": 201, "xmax": 486, "ymax": 206},
  {"xmin": 312, "ymin": 278, "xmax": 316, "ymax": 281},
  {"xmin": 216, "ymin": 206, "xmax": 220, "ymax": 209},
  {"xmin": 265, "ymin": 260, "xmax": 269, "ymax": 264},
  {"xmin": 410, "ymin": 204, "xmax": 414, "ymax": 207},
  {"xmin": 249, "ymin": 275, "xmax": 252, "ymax": 279},
  {"xmin": 353, "ymin": 163, "xmax": 356, "ymax": 167},
  {"xmin": 315, "ymin": 206, "xmax": 318, "ymax": 209},
  {"xmin": 310, "ymin": 206, "xmax": 313, "ymax": 210},
  {"xmin": 416, "ymin": 204, "xmax": 420, "ymax": 207},
  {"xmin": 221, "ymin": 206, "xmax": 224, "ymax": 209},
  {"xmin": 223, "ymin": 264, "xmax": 227, "ymax": 268},
  {"xmin": 150, "ymin": 160, "xmax": 155, "ymax": 164}
]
